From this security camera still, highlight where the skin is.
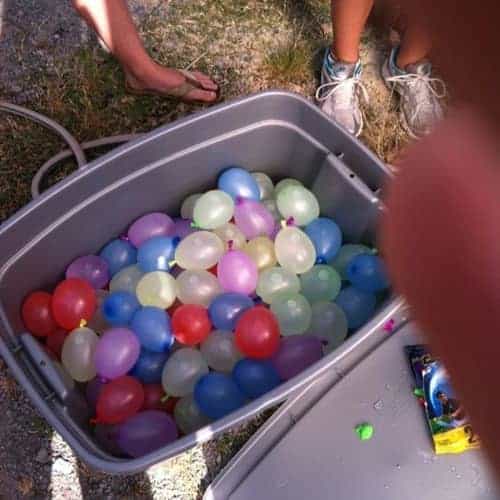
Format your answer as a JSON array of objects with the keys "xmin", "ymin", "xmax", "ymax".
[
  {"xmin": 382, "ymin": 0, "xmax": 500, "ymax": 473},
  {"xmin": 331, "ymin": 0, "xmax": 431, "ymax": 68},
  {"xmin": 72, "ymin": 0, "xmax": 218, "ymax": 103}
]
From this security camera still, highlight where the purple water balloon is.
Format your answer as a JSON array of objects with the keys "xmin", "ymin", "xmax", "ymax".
[
  {"xmin": 86, "ymin": 377, "xmax": 106, "ymax": 410},
  {"xmin": 173, "ymin": 217, "xmax": 196, "ymax": 239},
  {"xmin": 66, "ymin": 255, "xmax": 109, "ymax": 289},
  {"xmin": 218, "ymin": 250, "xmax": 258, "ymax": 295},
  {"xmin": 234, "ymin": 199, "xmax": 275, "ymax": 239},
  {"xmin": 94, "ymin": 328, "xmax": 141, "ymax": 379},
  {"xmin": 94, "ymin": 423, "xmax": 123, "ymax": 456},
  {"xmin": 117, "ymin": 410, "xmax": 178, "ymax": 457},
  {"xmin": 271, "ymin": 335, "xmax": 323, "ymax": 381},
  {"xmin": 128, "ymin": 213, "xmax": 175, "ymax": 248}
]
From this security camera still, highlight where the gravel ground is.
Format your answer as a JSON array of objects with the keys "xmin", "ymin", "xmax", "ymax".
[{"xmin": 0, "ymin": 0, "xmax": 407, "ymax": 498}]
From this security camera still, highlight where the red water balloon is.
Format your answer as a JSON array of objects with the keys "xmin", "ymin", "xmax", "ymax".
[
  {"xmin": 172, "ymin": 304, "xmax": 211, "ymax": 346},
  {"xmin": 235, "ymin": 306, "xmax": 281, "ymax": 359},
  {"xmin": 142, "ymin": 384, "xmax": 178, "ymax": 413},
  {"xmin": 21, "ymin": 291, "xmax": 57, "ymax": 337},
  {"xmin": 51, "ymin": 278, "xmax": 96, "ymax": 330},
  {"xmin": 96, "ymin": 376, "xmax": 144, "ymax": 424},
  {"xmin": 46, "ymin": 329, "xmax": 68, "ymax": 359}
]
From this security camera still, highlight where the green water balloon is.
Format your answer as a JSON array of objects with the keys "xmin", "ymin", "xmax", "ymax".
[
  {"xmin": 300, "ymin": 265, "xmax": 341, "ymax": 303},
  {"xmin": 193, "ymin": 190, "xmax": 234, "ymax": 229},
  {"xmin": 270, "ymin": 291, "xmax": 312, "ymax": 335},
  {"xmin": 262, "ymin": 199, "xmax": 281, "ymax": 223},
  {"xmin": 180, "ymin": 193, "xmax": 202, "ymax": 220},
  {"xmin": 276, "ymin": 185, "xmax": 319, "ymax": 226},
  {"xmin": 200, "ymin": 330, "xmax": 242, "ymax": 372},
  {"xmin": 256, "ymin": 266, "xmax": 301, "ymax": 304},
  {"xmin": 274, "ymin": 178, "xmax": 302, "ymax": 198},
  {"xmin": 174, "ymin": 395, "xmax": 211, "ymax": 434},
  {"xmin": 275, "ymin": 226, "xmax": 316, "ymax": 274},
  {"xmin": 61, "ymin": 327, "xmax": 99, "ymax": 382},
  {"xmin": 309, "ymin": 301, "xmax": 348, "ymax": 353},
  {"xmin": 109, "ymin": 265, "xmax": 144, "ymax": 294},
  {"xmin": 252, "ymin": 172, "xmax": 274, "ymax": 200}
]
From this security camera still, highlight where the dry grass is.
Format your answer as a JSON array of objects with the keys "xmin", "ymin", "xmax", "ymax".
[{"xmin": 0, "ymin": 0, "xmax": 409, "ymax": 223}]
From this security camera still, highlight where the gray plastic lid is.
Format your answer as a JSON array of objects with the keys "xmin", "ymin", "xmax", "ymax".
[{"xmin": 206, "ymin": 322, "xmax": 499, "ymax": 499}]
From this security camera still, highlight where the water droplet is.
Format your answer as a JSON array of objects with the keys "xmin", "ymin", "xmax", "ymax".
[
  {"xmin": 450, "ymin": 466, "xmax": 456, "ymax": 473},
  {"xmin": 373, "ymin": 400, "xmax": 384, "ymax": 411},
  {"xmin": 384, "ymin": 484, "xmax": 390, "ymax": 489},
  {"xmin": 456, "ymin": 474, "xmax": 462, "ymax": 479},
  {"xmin": 396, "ymin": 464, "xmax": 401, "ymax": 470},
  {"xmin": 385, "ymin": 384, "xmax": 391, "ymax": 391}
]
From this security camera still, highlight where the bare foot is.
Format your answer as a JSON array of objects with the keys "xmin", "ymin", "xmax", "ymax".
[{"xmin": 125, "ymin": 63, "xmax": 218, "ymax": 103}]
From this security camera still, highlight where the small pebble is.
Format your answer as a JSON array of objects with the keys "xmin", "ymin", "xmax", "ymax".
[
  {"xmin": 52, "ymin": 457, "xmax": 73, "ymax": 475},
  {"xmin": 35, "ymin": 448, "xmax": 49, "ymax": 463}
]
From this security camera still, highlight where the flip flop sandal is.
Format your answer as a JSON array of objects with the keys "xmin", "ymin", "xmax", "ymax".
[{"xmin": 125, "ymin": 69, "xmax": 219, "ymax": 103}]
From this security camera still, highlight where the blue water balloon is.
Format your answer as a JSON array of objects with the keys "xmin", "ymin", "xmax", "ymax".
[
  {"xmin": 99, "ymin": 239, "xmax": 137, "ymax": 276},
  {"xmin": 130, "ymin": 349, "xmax": 170, "ymax": 383},
  {"xmin": 208, "ymin": 293, "xmax": 254, "ymax": 331},
  {"xmin": 335, "ymin": 285, "xmax": 376, "ymax": 330},
  {"xmin": 218, "ymin": 167, "xmax": 260, "ymax": 201},
  {"xmin": 130, "ymin": 306, "xmax": 174, "ymax": 352},
  {"xmin": 232, "ymin": 359, "xmax": 280, "ymax": 399},
  {"xmin": 304, "ymin": 217, "xmax": 342, "ymax": 264},
  {"xmin": 194, "ymin": 373, "xmax": 246, "ymax": 419},
  {"xmin": 137, "ymin": 236, "xmax": 180, "ymax": 273},
  {"xmin": 346, "ymin": 254, "xmax": 390, "ymax": 292},
  {"xmin": 101, "ymin": 291, "xmax": 140, "ymax": 326}
]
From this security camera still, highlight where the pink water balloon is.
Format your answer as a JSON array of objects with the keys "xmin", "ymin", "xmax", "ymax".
[
  {"xmin": 218, "ymin": 249, "xmax": 258, "ymax": 295},
  {"xmin": 66, "ymin": 255, "xmax": 110, "ymax": 289},
  {"xmin": 128, "ymin": 213, "xmax": 175, "ymax": 248},
  {"xmin": 234, "ymin": 199, "xmax": 275, "ymax": 239}
]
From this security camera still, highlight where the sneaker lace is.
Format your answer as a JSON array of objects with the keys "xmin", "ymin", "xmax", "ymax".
[
  {"xmin": 315, "ymin": 75, "xmax": 369, "ymax": 109},
  {"xmin": 385, "ymin": 72, "xmax": 446, "ymax": 122}
]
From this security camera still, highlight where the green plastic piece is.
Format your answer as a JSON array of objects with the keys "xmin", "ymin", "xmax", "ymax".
[
  {"xmin": 413, "ymin": 388, "xmax": 425, "ymax": 398},
  {"xmin": 355, "ymin": 422, "xmax": 374, "ymax": 441}
]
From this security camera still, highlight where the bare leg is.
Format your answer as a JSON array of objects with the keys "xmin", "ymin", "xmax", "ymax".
[
  {"xmin": 72, "ymin": 0, "xmax": 217, "ymax": 102},
  {"xmin": 396, "ymin": 17, "xmax": 432, "ymax": 68},
  {"xmin": 331, "ymin": 0, "xmax": 374, "ymax": 63}
]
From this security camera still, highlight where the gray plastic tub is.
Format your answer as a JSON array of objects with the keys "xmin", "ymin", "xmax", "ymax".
[{"xmin": 0, "ymin": 91, "xmax": 402, "ymax": 473}]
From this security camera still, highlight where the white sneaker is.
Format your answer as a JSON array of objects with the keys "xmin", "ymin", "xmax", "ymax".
[
  {"xmin": 382, "ymin": 47, "xmax": 446, "ymax": 139},
  {"xmin": 315, "ymin": 49, "xmax": 368, "ymax": 137}
]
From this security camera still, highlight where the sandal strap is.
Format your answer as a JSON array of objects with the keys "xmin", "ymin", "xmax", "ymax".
[{"xmin": 167, "ymin": 70, "xmax": 203, "ymax": 98}]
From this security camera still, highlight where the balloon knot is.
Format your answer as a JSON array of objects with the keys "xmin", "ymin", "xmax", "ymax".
[
  {"xmin": 79, "ymin": 319, "xmax": 87, "ymax": 328},
  {"xmin": 286, "ymin": 217, "xmax": 295, "ymax": 226},
  {"xmin": 383, "ymin": 319, "xmax": 395, "ymax": 333},
  {"xmin": 227, "ymin": 240, "xmax": 234, "ymax": 251},
  {"xmin": 160, "ymin": 395, "xmax": 170, "ymax": 403}
]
